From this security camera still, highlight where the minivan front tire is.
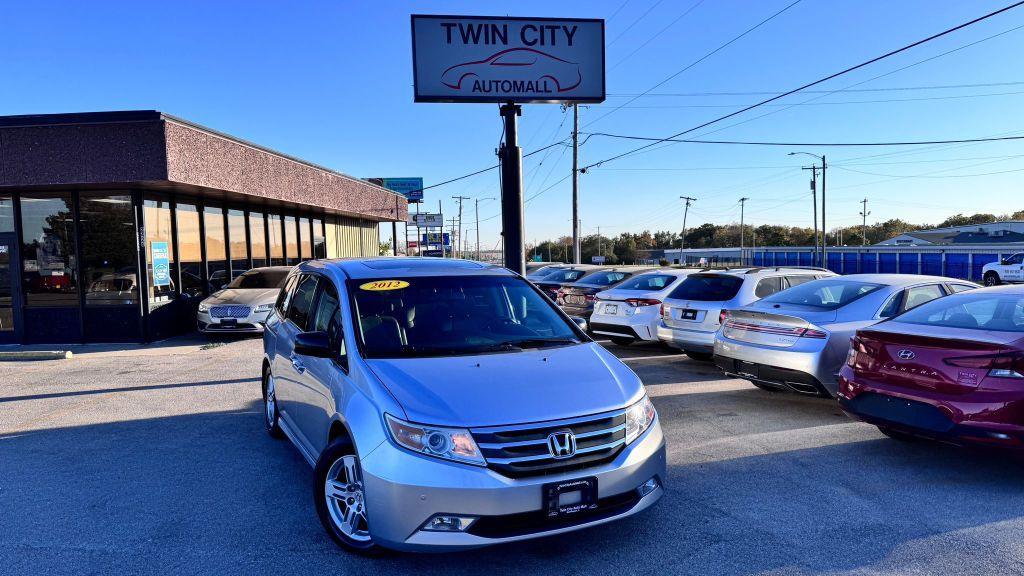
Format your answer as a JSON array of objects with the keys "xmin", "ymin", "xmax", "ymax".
[
  {"xmin": 263, "ymin": 369, "xmax": 284, "ymax": 439},
  {"xmin": 314, "ymin": 438, "xmax": 380, "ymax": 554}
]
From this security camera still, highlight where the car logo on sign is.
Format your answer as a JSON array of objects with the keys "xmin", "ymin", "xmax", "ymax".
[
  {"xmin": 897, "ymin": 349, "xmax": 916, "ymax": 360},
  {"xmin": 547, "ymin": 431, "xmax": 577, "ymax": 459}
]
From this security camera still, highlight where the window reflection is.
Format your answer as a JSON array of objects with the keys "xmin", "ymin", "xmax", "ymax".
[
  {"xmin": 0, "ymin": 195, "xmax": 14, "ymax": 330},
  {"xmin": 176, "ymin": 203, "xmax": 204, "ymax": 298},
  {"xmin": 285, "ymin": 215, "xmax": 299, "ymax": 265},
  {"xmin": 144, "ymin": 195, "xmax": 177, "ymax": 305},
  {"xmin": 249, "ymin": 211, "xmax": 267, "ymax": 268},
  {"xmin": 228, "ymin": 209, "xmax": 248, "ymax": 274},
  {"xmin": 313, "ymin": 218, "xmax": 325, "ymax": 259},
  {"xmin": 299, "ymin": 217, "xmax": 312, "ymax": 261},
  {"xmin": 268, "ymin": 213, "xmax": 284, "ymax": 266},
  {"xmin": 81, "ymin": 193, "xmax": 138, "ymax": 306},
  {"xmin": 204, "ymin": 205, "xmax": 227, "ymax": 293},
  {"xmin": 20, "ymin": 193, "xmax": 78, "ymax": 307}
]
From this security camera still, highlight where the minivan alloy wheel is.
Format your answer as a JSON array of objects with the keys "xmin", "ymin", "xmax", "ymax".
[
  {"xmin": 265, "ymin": 375, "xmax": 277, "ymax": 426},
  {"xmin": 325, "ymin": 455, "xmax": 371, "ymax": 542}
]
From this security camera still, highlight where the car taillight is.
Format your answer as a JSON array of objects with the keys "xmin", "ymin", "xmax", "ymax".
[
  {"xmin": 661, "ymin": 303, "xmax": 669, "ymax": 318},
  {"xmin": 798, "ymin": 328, "xmax": 828, "ymax": 339},
  {"xmin": 585, "ymin": 294, "xmax": 596, "ymax": 302},
  {"xmin": 718, "ymin": 310, "xmax": 728, "ymax": 325},
  {"xmin": 625, "ymin": 298, "xmax": 661, "ymax": 307},
  {"xmin": 944, "ymin": 353, "xmax": 1024, "ymax": 378}
]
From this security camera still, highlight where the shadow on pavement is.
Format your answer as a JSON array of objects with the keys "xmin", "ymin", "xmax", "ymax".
[{"xmin": 2, "ymin": 400, "xmax": 1023, "ymax": 576}]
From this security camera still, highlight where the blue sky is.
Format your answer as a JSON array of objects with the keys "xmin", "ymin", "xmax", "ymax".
[{"xmin": 3, "ymin": 1, "xmax": 1023, "ymax": 249}]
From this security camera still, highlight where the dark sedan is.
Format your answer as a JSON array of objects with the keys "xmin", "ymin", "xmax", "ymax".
[
  {"xmin": 533, "ymin": 266, "xmax": 601, "ymax": 300},
  {"xmin": 557, "ymin": 267, "xmax": 654, "ymax": 318},
  {"xmin": 839, "ymin": 285, "xmax": 1024, "ymax": 449}
]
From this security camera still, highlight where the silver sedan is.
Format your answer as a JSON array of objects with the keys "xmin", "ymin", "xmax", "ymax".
[
  {"xmin": 198, "ymin": 266, "xmax": 292, "ymax": 333},
  {"xmin": 713, "ymin": 274, "xmax": 978, "ymax": 397}
]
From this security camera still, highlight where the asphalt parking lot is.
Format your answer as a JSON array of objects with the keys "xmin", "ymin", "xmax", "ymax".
[{"xmin": 2, "ymin": 337, "xmax": 1024, "ymax": 576}]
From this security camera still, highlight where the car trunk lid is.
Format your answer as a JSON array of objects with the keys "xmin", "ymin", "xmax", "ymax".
[
  {"xmin": 854, "ymin": 323, "xmax": 1022, "ymax": 395},
  {"xmin": 722, "ymin": 308, "xmax": 836, "ymax": 348}
]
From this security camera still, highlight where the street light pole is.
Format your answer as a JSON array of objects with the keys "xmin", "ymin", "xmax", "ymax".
[
  {"xmin": 860, "ymin": 198, "xmax": 871, "ymax": 246},
  {"xmin": 572, "ymin": 103, "xmax": 581, "ymax": 264},
  {"xmin": 679, "ymin": 196, "xmax": 696, "ymax": 265}
]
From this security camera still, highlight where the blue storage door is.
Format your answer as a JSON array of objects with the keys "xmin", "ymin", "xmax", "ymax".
[
  {"xmin": 972, "ymin": 254, "xmax": 998, "ymax": 280},
  {"xmin": 843, "ymin": 253, "xmax": 859, "ymax": 274},
  {"xmin": 921, "ymin": 253, "xmax": 942, "ymax": 276},
  {"xmin": 860, "ymin": 253, "xmax": 877, "ymax": 274},
  {"xmin": 898, "ymin": 253, "xmax": 919, "ymax": 274},
  {"xmin": 827, "ymin": 252, "xmax": 842, "ymax": 273},
  {"xmin": 753, "ymin": 251, "xmax": 764, "ymax": 266},
  {"xmin": 879, "ymin": 253, "xmax": 897, "ymax": 273},
  {"xmin": 799, "ymin": 252, "xmax": 812, "ymax": 266},
  {"xmin": 945, "ymin": 253, "xmax": 969, "ymax": 279}
]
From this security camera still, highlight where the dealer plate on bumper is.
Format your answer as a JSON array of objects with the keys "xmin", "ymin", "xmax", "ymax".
[{"xmin": 543, "ymin": 477, "xmax": 598, "ymax": 518}]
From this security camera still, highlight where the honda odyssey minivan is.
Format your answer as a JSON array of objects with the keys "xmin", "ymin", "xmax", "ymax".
[{"xmin": 261, "ymin": 258, "xmax": 666, "ymax": 552}]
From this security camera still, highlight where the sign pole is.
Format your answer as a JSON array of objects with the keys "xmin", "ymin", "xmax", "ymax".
[{"xmin": 499, "ymin": 102, "xmax": 525, "ymax": 275}]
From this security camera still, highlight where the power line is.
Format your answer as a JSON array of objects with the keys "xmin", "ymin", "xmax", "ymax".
[
  {"xmin": 413, "ymin": 139, "xmax": 568, "ymax": 195},
  {"xmin": 607, "ymin": 0, "xmax": 666, "ymax": 47},
  {"xmin": 583, "ymin": 132, "xmax": 1024, "ymax": 147},
  {"xmin": 610, "ymin": 0, "xmax": 707, "ymax": 70},
  {"xmin": 605, "ymin": 80, "xmax": 1024, "ymax": 96},
  {"xmin": 580, "ymin": 1, "xmax": 1024, "ymax": 172},
  {"xmin": 586, "ymin": 0, "xmax": 804, "ymax": 128},
  {"xmin": 606, "ymin": 89, "xmax": 1024, "ymax": 108}
]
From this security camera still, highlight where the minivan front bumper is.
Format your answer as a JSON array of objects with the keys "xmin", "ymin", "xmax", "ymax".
[{"xmin": 358, "ymin": 419, "xmax": 666, "ymax": 551}]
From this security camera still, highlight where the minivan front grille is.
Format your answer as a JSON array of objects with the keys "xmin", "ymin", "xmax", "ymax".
[{"xmin": 472, "ymin": 410, "xmax": 627, "ymax": 478}]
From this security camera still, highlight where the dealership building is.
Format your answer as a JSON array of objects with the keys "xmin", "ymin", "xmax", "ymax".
[{"xmin": 0, "ymin": 111, "xmax": 407, "ymax": 344}]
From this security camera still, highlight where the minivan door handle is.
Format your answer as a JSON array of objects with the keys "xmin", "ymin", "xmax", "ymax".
[{"xmin": 290, "ymin": 355, "xmax": 306, "ymax": 374}]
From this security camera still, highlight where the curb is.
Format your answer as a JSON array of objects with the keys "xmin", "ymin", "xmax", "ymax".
[{"xmin": 0, "ymin": 350, "xmax": 74, "ymax": 361}]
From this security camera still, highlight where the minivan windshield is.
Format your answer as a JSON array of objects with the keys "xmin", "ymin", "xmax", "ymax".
[
  {"xmin": 668, "ymin": 274, "xmax": 743, "ymax": 301},
  {"xmin": 227, "ymin": 269, "xmax": 290, "ymax": 289},
  {"xmin": 350, "ymin": 276, "xmax": 581, "ymax": 358},
  {"xmin": 761, "ymin": 279, "xmax": 882, "ymax": 310}
]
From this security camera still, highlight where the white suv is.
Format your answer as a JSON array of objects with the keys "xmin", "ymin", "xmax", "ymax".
[
  {"xmin": 982, "ymin": 253, "xmax": 1024, "ymax": 286},
  {"xmin": 657, "ymin": 267, "xmax": 835, "ymax": 360}
]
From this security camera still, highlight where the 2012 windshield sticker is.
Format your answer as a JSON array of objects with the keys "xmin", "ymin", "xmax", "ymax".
[{"xmin": 359, "ymin": 280, "xmax": 410, "ymax": 291}]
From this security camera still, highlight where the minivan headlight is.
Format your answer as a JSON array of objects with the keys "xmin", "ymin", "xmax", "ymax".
[
  {"xmin": 625, "ymin": 395, "xmax": 657, "ymax": 445},
  {"xmin": 385, "ymin": 414, "xmax": 486, "ymax": 466}
]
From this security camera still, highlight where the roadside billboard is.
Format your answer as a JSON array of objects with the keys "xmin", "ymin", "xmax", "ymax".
[
  {"xmin": 407, "ymin": 213, "xmax": 444, "ymax": 227},
  {"xmin": 369, "ymin": 177, "xmax": 424, "ymax": 202},
  {"xmin": 423, "ymin": 232, "xmax": 452, "ymax": 246},
  {"xmin": 411, "ymin": 15, "xmax": 605, "ymax": 103}
]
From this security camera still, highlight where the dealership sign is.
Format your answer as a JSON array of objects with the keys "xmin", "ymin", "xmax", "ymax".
[
  {"xmin": 411, "ymin": 15, "xmax": 605, "ymax": 103},
  {"xmin": 151, "ymin": 241, "xmax": 170, "ymax": 287}
]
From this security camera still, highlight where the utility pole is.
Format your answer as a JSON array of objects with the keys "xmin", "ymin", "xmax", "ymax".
[
  {"xmin": 860, "ymin": 198, "xmax": 871, "ymax": 246},
  {"xmin": 801, "ymin": 166, "xmax": 819, "ymax": 266},
  {"xmin": 739, "ymin": 197, "xmax": 749, "ymax": 263},
  {"xmin": 821, "ymin": 155, "xmax": 827, "ymax": 266},
  {"xmin": 597, "ymin": 226, "xmax": 601, "ymax": 260},
  {"xmin": 446, "ymin": 218, "xmax": 458, "ymax": 259},
  {"xmin": 571, "ymin": 103, "xmax": 581, "ymax": 264},
  {"xmin": 438, "ymin": 199, "xmax": 444, "ymax": 259},
  {"xmin": 679, "ymin": 196, "xmax": 696, "ymax": 265},
  {"xmin": 452, "ymin": 195, "xmax": 469, "ymax": 259}
]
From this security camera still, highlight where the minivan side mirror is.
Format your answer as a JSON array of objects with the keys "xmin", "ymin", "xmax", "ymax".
[
  {"xmin": 569, "ymin": 316, "xmax": 589, "ymax": 332},
  {"xmin": 294, "ymin": 331, "xmax": 332, "ymax": 358}
]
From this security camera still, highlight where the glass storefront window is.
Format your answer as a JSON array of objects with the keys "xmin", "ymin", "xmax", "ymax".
[
  {"xmin": 176, "ymin": 203, "xmax": 203, "ymax": 298},
  {"xmin": 312, "ymin": 218, "xmax": 325, "ymax": 259},
  {"xmin": 228, "ymin": 209, "xmax": 248, "ymax": 274},
  {"xmin": 268, "ymin": 212, "xmax": 284, "ymax": 266},
  {"xmin": 0, "ymin": 195, "xmax": 14, "ymax": 330},
  {"xmin": 299, "ymin": 217, "xmax": 312, "ymax": 261},
  {"xmin": 144, "ymin": 195, "xmax": 177, "ymax": 305},
  {"xmin": 285, "ymin": 215, "xmax": 299, "ymax": 265},
  {"xmin": 249, "ymin": 211, "xmax": 267, "ymax": 268},
  {"xmin": 204, "ymin": 205, "xmax": 227, "ymax": 293},
  {"xmin": 80, "ymin": 193, "xmax": 138, "ymax": 306},
  {"xmin": 20, "ymin": 193, "xmax": 78, "ymax": 307}
]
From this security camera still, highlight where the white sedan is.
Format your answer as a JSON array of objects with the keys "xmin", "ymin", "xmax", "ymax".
[
  {"xmin": 589, "ymin": 269, "xmax": 700, "ymax": 345},
  {"xmin": 198, "ymin": 266, "xmax": 291, "ymax": 333}
]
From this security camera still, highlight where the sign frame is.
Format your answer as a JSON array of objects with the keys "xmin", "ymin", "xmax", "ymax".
[
  {"xmin": 381, "ymin": 177, "xmax": 425, "ymax": 203},
  {"xmin": 411, "ymin": 14, "xmax": 606, "ymax": 104}
]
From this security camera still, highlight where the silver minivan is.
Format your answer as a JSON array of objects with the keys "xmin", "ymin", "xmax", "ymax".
[{"xmin": 262, "ymin": 258, "xmax": 665, "ymax": 553}]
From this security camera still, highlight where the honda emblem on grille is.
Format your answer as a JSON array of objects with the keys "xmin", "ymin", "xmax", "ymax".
[
  {"xmin": 547, "ymin": 431, "xmax": 577, "ymax": 459},
  {"xmin": 897, "ymin": 349, "xmax": 916, "ymax": 360}
]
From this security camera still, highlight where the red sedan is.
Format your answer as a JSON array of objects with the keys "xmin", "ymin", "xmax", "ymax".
[{"xmin": 839, "ymin": 285, "xmax": 1024, "ymax": 448}]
